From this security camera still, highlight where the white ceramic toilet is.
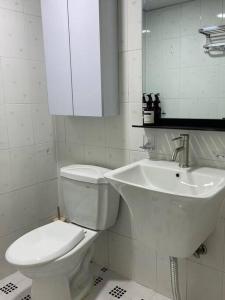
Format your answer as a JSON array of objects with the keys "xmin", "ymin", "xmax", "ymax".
[{"xmin": 5, "ymin": 165, "xmax": 120, "ymax": 300}]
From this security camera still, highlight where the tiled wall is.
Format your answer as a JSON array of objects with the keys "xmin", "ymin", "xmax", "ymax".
[
  {"xmin": 143, "ymin": 0, "xmax": 225, "ymax": 119},
  {"xmin": 0, "ymin": 0, "xmax": 58, "ymax": 279},
  {"xmin": 55, "ymin": 1, "xmax": 225, "ymax": 300}
]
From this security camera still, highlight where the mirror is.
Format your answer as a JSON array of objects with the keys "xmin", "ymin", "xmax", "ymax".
[{"xmin": 142, "ymin": 0, "xmax": 225, "ymax": 122}]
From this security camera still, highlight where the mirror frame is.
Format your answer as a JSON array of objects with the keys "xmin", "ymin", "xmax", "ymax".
[{"xmin": 133, "ymin": 118, "xmax": 225, "ymax": 131}]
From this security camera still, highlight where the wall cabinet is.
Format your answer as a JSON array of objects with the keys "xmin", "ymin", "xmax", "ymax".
[{"xmin": 41, "ymin": 0, "xmax": 118, "ymax": 116}]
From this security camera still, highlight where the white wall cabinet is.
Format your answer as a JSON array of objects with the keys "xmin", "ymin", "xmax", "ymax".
[{"xmin": 41, "ymin": 0, "xmax": 118, "ymax": 117}]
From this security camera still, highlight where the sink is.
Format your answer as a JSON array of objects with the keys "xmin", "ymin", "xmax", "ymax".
[{"xmin": 105, "ymin": 159, "xmax": 225, "ymax": 257}]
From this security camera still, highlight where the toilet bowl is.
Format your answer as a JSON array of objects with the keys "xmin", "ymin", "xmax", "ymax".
[{"xmin": 5, "ymin": 165, "xmax": 120, "ymax": 300}]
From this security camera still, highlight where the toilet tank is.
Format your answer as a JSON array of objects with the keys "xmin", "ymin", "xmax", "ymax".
[{"xmin": 60, "ymin": 165, "xmax": 120, "ymax": 231}]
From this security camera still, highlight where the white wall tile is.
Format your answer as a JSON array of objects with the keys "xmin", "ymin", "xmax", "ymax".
[
  {"xmin": 162, "ymin": 38, "xmax": 180, "ymax": 69},
  {"xmin": 83, "ymin": 117, "xmax": 106, "ymax": 147},
  {"xmin": 106, "ymin": 148, "xmax": 130, "ymax": 169},
  {"xmin": 127, "ymin": 0, "xmax": 142, "ymax": 50},
  {"xmin": 187, "ymin": 261, "xmax": 223, "ymax": 300},
  {"xmin": 2, "ymin": 44, "xmax": 46, "ymax": 105},
  {"xmin": 65, "ymin": 117, "xmax": 85, "ymax": 145},
  {"xmin": 162, "ymin": 68, "xmax": 180, "ymax": 99},
  {"xmin": 10, "ymin": 146, "xmax": 36, "ymax": 189},
  {"xmin": 200, "ymin": 0, "xmax": 223, "ymax": 27},
  {"xmin": 119, "ymin": 52, "xmax": 129, "ymax": 102},
  {"xmin": 105, "ymin": 103, "xmax": 130, "ymax": 149},
  {"xmin": 129, "ymin": 102, "xmax": 142, "ymax": 125},
  {"xmin": 0, "ymin": 150, "xmax": 11, "ymax": 193},
  {"xmin": 35, "ymin": 144, "xmax": 57, "ymax": 183},
  {"xmin": 128, "ymin": 50, "xmax": 142, "ymax": 103},
  {"xmin": 64, "ymin": 143, "xmax": 85, "ymax": 165},
  {"xmin": 129, "ymin": 150, "xmax": 149, "ymax": 163},
  {"xmin": 37, "ymin": 180, "xmax": 58, "ymax": 221},
  {"xmin": 0, "ymin": 9, "xmax": 26, "ymax": 58},
  {"xmin": 147, "ymin": 10, "xmax": 163, "ymax": 41},
  {"xmin": 0, "ymin": 105, "xmax": 8, "ymax": 149},
  {"xmin": 161, "ymin": 5, "xmax": 181, "ymax": 39},
  {"xmin": 84, "ymin": 145, "xmax": 107, "ymax": 167},
  {"xmin": 147, "ymin": 38, "xmax": 163, "ymax": 67},
  {"xmin": 0, "ymin": 186, "xmax": 38, "ymax": 237},
  {"xmin": 56, "ymin": 142, "xmax": 85, "ymax": 167},
  {"xmin": 23, "ymin": 0, "xmax": 41, "ymax": 16},
  {"xmin": 108, "ymin": 232, "xmax": 157, "ymax": 290},
  {"xmin": 0, "ymin": 59, "xmax": 3, "ymax": 105},
  {"xmin": 2, "ymin": 58, "xmax": 29, "ymax": 103},
  {"xmin": 25, "ymin": 14, "xmax": 44, "ymax": 60},
  {"xmin": 0, "ymin": 0, "xmax": 23, "ymax": 12},
  {"xmin": 6, "ymin": 104, "xmax": 34, "ymax": 147},
  {"xmin": 181, "ymin": 0, "xmax": 201, "ymax": 36},
  {"xmin": 180, "ymin": 67, "xmax": 200, "ymax": 98},
  {"xmin": 54, "ymin": 117, "xmax": 66, "ymax": 143},
  {"xmin": 32, "ymin": 104, "xmax": 53, "ymax": 144},
  {"xmin": 118, "ymin": 0, "xmax": 128, "ymax": 52},
  {"xmin": 180, "ymin": 35, "xmax": 203, "ymax": 68},
  {"xmin": 27, "ymin": 61, "xmax": 47, "ymax": 103},
  {"xmin": 93, "ymin": 231, "xmax": 109, "ymax": 267}
]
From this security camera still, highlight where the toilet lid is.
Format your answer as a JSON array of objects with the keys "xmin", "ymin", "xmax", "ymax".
[{"xmin": 5, "ymin": 221, "xmax": 85, "ymax": 266}]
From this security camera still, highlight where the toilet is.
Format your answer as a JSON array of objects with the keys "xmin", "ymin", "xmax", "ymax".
[{"xmin": 5, "ymin": 165, "xmax": 120, "ymax": 300}]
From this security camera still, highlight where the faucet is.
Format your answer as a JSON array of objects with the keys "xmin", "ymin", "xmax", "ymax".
[{"xmin": 171, "ymin": 134, "xmax": 190, "ymax": 168}]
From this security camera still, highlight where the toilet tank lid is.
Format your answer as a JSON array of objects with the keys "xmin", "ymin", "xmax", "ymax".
[{"xmin": 60, "ymin": 165, "xmax": 111, "ymax": 184}]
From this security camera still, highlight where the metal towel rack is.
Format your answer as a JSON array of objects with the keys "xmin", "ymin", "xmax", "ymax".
[{"xmin": 199, "ymin": 24, "xmax": 225, "ymax": 54}]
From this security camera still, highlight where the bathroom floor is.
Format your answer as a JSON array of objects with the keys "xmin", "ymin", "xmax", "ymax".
[
  {"xmin": 0, "ymin": 264, "xmax": 170, "ymax": 300},
  {"xmin": 86, "ymin": 264, "xmax": 170, "ymax": 300}
]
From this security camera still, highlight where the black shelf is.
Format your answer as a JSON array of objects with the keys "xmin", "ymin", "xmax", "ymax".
[{"xmin": 132, "ymin": 119, "xmax": 225, "ymax": 132}]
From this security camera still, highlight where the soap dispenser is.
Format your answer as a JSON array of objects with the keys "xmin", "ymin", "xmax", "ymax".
[
  {"xmin": 143, "ymin": 94, "xmax": 154, "ymax": 125},
  {"xmin": 154, "ymin": 93, "xmax": 161, "ymax": 124},
  {"xmin": 142, "ymin": 93, "xmax": 148, "ymax": 114}
]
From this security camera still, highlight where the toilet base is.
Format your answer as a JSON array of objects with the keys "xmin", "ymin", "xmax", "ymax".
[
  {"xmin": 31, "ymin": 247, "xmax": 94, "ymax": 300},
  {"xmin": 31, "ymin": 275, "xmax": 93, "ymax": 300},
  {"xmin": 32, "ymin": 275, "xmax": 72, "ymax": 300}
]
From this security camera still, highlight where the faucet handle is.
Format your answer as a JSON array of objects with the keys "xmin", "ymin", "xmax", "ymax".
[{"xmin": 172, "ymin": 136, "xmax": 183, "ymax": 142}]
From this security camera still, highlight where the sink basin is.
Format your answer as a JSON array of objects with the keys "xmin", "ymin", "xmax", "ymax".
[{"xmin": 105, "ymin": 159, "xmax": 225, "ymax": 257}]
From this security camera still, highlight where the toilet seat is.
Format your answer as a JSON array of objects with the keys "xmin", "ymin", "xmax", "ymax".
[{"xmin": 5, "ymin": 221, "xmax": 85, "ymax": 267}]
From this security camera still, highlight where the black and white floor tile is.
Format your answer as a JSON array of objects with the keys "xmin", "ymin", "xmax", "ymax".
[
  {"xmin": 85, "ymin": 263, "xmax": 171, "ymax": 300},
  {"xmin": 0, "ymin": 264, "xmax": 171, "ymax": 300}
]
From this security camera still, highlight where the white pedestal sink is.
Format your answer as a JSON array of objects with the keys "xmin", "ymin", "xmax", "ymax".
[{"xmin": 105, "ymin": 159, "xmax": 225, "ymax": 258}]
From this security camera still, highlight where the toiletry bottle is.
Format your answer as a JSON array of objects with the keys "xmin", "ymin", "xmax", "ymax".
[
  {"xmin": 142, "ymin": 93, "xmax": 147, "ymax": 125},
  {"xmin": 142, "ymin": 93, "xmax": 147, "ymax": 114},
  {"xmin": 154, "ymin": 93, "xmax": 161, "ymax": 124},
  {"xmin": 143, "ymin": 94, "xmax": 154, "ymax": 125}
]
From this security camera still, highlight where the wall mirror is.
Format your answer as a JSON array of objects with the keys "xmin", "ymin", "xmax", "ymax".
[{"xmin": 141, "ymin": 0, "xmax": 225, "ymax": 130}]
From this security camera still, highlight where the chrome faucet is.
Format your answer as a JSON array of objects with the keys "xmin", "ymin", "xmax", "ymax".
[{"xmin": 171, "ymin": 134, "xmax": 190, "ymax": 168}]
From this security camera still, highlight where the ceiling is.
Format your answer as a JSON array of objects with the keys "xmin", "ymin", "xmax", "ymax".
[{"xmin": 143, "ymin": 0, "xmax": 191, "ymax": 11}]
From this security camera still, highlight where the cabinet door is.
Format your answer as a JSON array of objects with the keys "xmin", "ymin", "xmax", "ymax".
[
  {"xmin": 41, "ymin": 0, "xmax": 74, "ymax": 115},
  {"xmin": 68, "ymin": 0, "xmax": 103, "ymax": 117}
]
